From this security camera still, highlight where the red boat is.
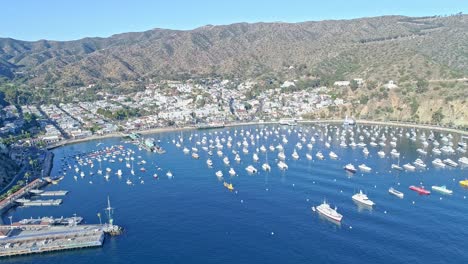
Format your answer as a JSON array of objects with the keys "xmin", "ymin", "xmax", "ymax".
[{"xmin": 409, "ymin": 185, "xmax": 431, "ymax": 195}]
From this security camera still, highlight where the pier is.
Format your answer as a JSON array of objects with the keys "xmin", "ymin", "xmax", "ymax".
[
  {"xmin": 15, "ymin": 198, "xmax": 62, "ymax": 206},
  {"xmin": 0, "ymin": 224, "xmax": 105, "ymax": 257}
]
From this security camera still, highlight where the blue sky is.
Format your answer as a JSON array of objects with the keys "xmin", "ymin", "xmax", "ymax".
[{"xmin": 1, "ymin": 0, "xmax": 466, "ymax": 41}]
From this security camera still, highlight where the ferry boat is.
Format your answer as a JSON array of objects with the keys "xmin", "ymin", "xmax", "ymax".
[
  {"xmin": 388, "ymin": 187, "xmax": 404, "ymax": 198},
  {"xmin": 223, "ymin": 182, "xmax": 234, "ymax": 191},
  {"xmin": 352, "ymin": 190, "xmax": 375, "ymax": 206},
  {"xmin": 431, "ymin": 185, "xmax": 453, "ymax": 195},
  {"xmin": 409, "ymin": 185, "xmax": 430, "ymax": 195},
  {"xmin": 344, "ymin": 164, "xmax": 357, "ymax": 173},
  {"xmin": 314, "ymin": 201, "xmax": 343, "ymax": 222}
]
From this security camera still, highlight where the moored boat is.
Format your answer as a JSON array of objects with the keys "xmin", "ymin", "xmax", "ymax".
[
  {"xmin": 388, "ymin": 187, "xmax": 404, "ymax": 198},
  {"xmin": 409, "ymin": 185, "xmax": 430, "ymax": 195},
  {"xmin": 314, "ymin": 201, "xmax": 343, "ymax": 222}
]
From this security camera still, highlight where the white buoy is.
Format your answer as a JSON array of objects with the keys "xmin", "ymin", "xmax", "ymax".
[
  {"xmin": 384, "ymin": 211, "xmax": 387, "ymax": 214},
  {"xmin": 340, "ymin": 190, "xmax": 343, "ymax": 193},
  {"xmin": 412, "ymin": 201, "xmax": 415, "ymax": 204},
  {"xmin": 271, "ymin": 232, "xmax": 274, "ymax": 235},
  {"xmin": 349, "ymin": 226, "xmax": 352, "ymax": 229}
]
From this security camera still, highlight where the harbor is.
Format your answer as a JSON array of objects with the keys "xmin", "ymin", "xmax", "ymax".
[{"xmin": 1, "ymin": 123, "xmax": 467, "ymax": 263}]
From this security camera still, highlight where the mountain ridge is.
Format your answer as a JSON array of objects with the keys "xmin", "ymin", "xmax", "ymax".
[{"xmin": 1, "ymin": 14, "xmax": 467, "ymax": 87}]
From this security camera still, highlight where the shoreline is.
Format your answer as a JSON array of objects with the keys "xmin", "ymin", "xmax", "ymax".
[{"xmin": 47, "ymin": 119, "xmax": 468, "ymax": 149}]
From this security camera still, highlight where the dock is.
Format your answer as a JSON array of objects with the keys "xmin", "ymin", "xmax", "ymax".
[
  {"xmin": 0, "ymin": 224, "xmax": 104, "ymax": 257},
  {"xmin": 15, "ymin": 199, "xmax": 62, "ymax": 206},
  {"xmin": 35, "ymin": 190, "xmax": 68, "ymax": 197}
]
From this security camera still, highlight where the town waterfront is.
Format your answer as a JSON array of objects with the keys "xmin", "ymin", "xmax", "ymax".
[{"xmin": 3, "ymin": 124, "xmax": 468, "ymax": 264}]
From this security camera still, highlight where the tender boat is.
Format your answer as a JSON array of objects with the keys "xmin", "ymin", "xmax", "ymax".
[
  {"xmin": 388, "ymin": 187, "xmax": 404, "ymax": 198},
  {"xmin": 314, "ymin": 201, "xmax": 343, "ymax": 222},
  {"xmin": 409, "ymin": 185, "xmax": 430, "ymax": 195},
  {"xmin": 344, "ymin": 164, "xmax": 357, "ymax": 173},
  {"xmin": 352, "ymin": 190, "xmax": 375, "ymax": 206},
  {"xmin": 431, "ymin": 185, "xmax": 453, "ymax": 195}
]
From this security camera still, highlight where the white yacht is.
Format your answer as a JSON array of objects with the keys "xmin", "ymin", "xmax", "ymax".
[
  {"xmin": 291, "ymin": 150, "xmax": 299, "ymax": 160},
  {"xmin": 403, "ymin": 163, "xmax": 416, "ymax": 171},
  {"xmin": 229, "ymin": 168, "xmax": 236, "ymax": 176},
  {"xmin": 352, "ymin": 190, "xmax": 375, "ymax": 207},
  {"xmin": 358, "ymin": 164, "xmax": 372, "ymax": 172},
  {"xmin": 316, "ymin": 151, "xmax": 324, "ymax": 160},
  {"xmin": 253, "ymin": 153, "xmax": 259, "ymax": 162},
  {"xmin": 215, "ymin": 170, "xmax": 223, "ymax": 178},
  {"xmin": 413, "ymin": 158, "xmax": 427, "ymax": 169},
  {"xmin": 223, "ymin": 157, "xmax": 230, "ymax": 166},
  {"xmin": 431, "ymin": 158, "xmax": 445, "ymax": 168},
  {"xmin": 314, "ymin": 201, "xmax": 343, "ymax": 222},
  {"xmin": 329, "ymin": 151, "xmax": 338, "ymax": 159},
  {"xmin": 206, "ymin": 159, "xmax": 213, "ymax": 167},
  {"xmin": 443, "ymin": 158, "xmax": 458, "ymax": 167},
  {"xmin": 277, "ymin": 161, "xmax": 288, "ymax": 170},
  {"xmin": 245, "ymin": 165, "xmax": 258, "ymax": 174},
  {"xmin": 262, "ymin": 163, "xmax": 271, "ymax": 171}
]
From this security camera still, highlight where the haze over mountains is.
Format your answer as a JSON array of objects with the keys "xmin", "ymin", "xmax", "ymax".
[{"xmin": 0, "ymin": 15, "xmax": 467, "ymax": 87}]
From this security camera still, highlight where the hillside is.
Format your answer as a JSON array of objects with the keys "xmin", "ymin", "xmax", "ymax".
[{"xmin": 1, "ymin": 15, "xmax": 467, "ymax": 87}]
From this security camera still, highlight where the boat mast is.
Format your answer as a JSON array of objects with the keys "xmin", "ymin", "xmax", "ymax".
[{"xmin": 105, "ymin": 196, "xmax": 114, "ymax": 226}]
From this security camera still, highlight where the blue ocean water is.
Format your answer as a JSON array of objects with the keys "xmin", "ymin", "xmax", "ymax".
[{"xmin": 3, "ymin": 124, "xmax": 468, "ymax": 264}]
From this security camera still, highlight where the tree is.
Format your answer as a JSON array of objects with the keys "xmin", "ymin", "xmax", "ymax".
[
  {"xmin": 432, "ymin": 108, "xmax": 444, "ymax": 124},
  {"xmin": 350, "ymin": 80, "xmax": 359, "ymax": 91},
  {"xmin": 416, "ymin": 78, "xmax": 429, "ymax": 93}
]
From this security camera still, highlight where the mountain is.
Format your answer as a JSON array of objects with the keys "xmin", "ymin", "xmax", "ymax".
[{"xmin": 1, "ymin": 15, "xmax": 467, "ymax": 87}]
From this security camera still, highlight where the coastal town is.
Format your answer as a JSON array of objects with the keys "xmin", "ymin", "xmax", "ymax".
[{"xmin": 2, "ymin": 78, "xmax": 353, "ymax": 146}]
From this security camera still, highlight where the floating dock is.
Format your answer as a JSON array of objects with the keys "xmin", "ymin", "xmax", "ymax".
[{"xmin": 15, "ymin": 199, "xmax": 62, "ymax": 206}]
